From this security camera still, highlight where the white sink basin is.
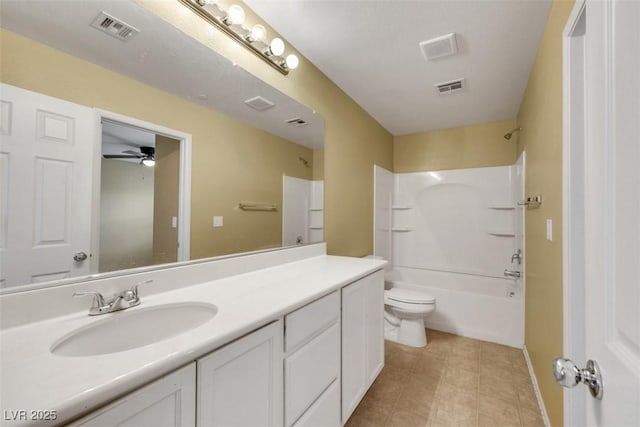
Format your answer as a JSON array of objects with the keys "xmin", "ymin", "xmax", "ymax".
[{"xmin": 51, "ymin": 302, "xmax": 217, "ymax": 357}]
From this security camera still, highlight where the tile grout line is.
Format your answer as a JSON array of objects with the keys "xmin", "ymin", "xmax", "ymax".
[{"xmin": 428, "ymin": 346, "xmax": 446, "ymax": 427}]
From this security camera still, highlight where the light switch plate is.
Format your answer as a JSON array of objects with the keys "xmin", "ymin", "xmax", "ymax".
[
  {"xmin": 213, "ymin": 216, "xmax": 223, "ymax": 227},
  {"xmin": 171, "ymin": 216, "xmax": 177, "ymax": 228},
  {"xmin": 546, "ymin": 219, "xmax": 553, "ymax": 241}
]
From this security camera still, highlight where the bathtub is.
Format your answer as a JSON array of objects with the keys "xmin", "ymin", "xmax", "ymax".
[{"xmin": 385, "ymin": 266, "xmax": 524, "ymax": 348}]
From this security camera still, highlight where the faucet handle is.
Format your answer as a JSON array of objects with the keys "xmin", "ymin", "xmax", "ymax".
[
  {"xmin": 73, "ymin": 291, "xmax": 106, "ymax": 309},
  {"xmin": 129, "ymin": 279, "xmax": 153, "ymax": 300}
]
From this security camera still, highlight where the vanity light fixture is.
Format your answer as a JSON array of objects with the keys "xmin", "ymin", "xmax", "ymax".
[{"xmin": 178, "ymin": 0, "xmax": 299, "ymax": 75}]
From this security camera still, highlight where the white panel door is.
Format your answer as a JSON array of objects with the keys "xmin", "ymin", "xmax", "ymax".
[
  {"xmin": 69, "ymin": 363, "xmax": 196, "ymax": 427},
  {"xmin": 0, "ymin": 83, "xmax": 94, "ymax": 288},
  {"xmin": 197, "ymin": 320, "xmax": 284, "ymax": 427},
  {"xmin": 582, "ymin": 0, "xmax": 640, "ymax": 425},
  {"xmin": 562, "ymin": 0, "xmax": 640, "ymax": 426}
]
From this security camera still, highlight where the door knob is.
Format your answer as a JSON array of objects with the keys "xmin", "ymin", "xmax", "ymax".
[
  {"xmin": 73, "ymin": 251, "xmax": 88, "ymax": 262},
  {"xmin": 552, "ymin": 357, "xmax": 603, "ymax": 400}
]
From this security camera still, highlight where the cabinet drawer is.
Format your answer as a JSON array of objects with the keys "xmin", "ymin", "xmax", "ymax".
[
  {"xmin": 292, "ymin": 380, "xmax": 340, "ymax": 427},
  {"xmin": 285, "ymin": 291, "xmax": 339, "ymax": 352},
  {"xmin": 285, "ymin": 322, "xmax": 339, "ymax": 427}
]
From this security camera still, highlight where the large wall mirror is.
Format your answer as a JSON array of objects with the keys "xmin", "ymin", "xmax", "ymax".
[{"xmin": 0, "ymin": 0, "xmax": 325, "ymax": 292}]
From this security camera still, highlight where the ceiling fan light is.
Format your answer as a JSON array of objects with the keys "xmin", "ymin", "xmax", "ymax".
[{"xmin": 142, "ymin": 158, "xmax": 155, "ymax": 167}]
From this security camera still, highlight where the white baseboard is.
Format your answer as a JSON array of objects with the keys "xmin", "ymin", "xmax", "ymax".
[{"xmin": 523, "ymin": 345, "xmax": 551, "ymax": 427}]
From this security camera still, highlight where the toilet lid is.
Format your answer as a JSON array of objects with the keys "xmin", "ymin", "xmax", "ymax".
[{"xmin": 386, "ymin": 288, "xmax": 435, "ymax": 304}]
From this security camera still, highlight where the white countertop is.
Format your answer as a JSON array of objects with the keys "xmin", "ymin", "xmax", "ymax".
[{"xmin": 0, "ymin": 255, "xmax": 385, "ymax": 426}]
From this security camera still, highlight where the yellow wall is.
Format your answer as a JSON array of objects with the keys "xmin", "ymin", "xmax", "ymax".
[
  {"xmin": 394, "ymin": 119, "xmax": 518, "ymax": 172},
  {"xmin": 1, "ymin": 29, "xmax": 313, "ymax": 259},
  {"xmin": 139, "ymin": 1, "xmax": 394, "ymax": 256},
  {"xmin": 517, "ymin": 1, "xmax": 574, "ymax": 426}
]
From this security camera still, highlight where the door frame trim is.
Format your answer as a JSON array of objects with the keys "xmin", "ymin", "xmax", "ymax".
[
  {"xmin": 562, "ymin": 0, "xmax": 587, "ymax": 425},
  {"xmin": 92, "ymin": 109, "xmax": 192, "ymax": 270}
]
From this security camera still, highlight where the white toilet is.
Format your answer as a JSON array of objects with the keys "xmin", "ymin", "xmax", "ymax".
[
  {"xmin": 384, "ymin": 287, "xmax": 436, "ymax": 347},
  {"xmin": 363, "ymin": 255, "xmax": 436, "ymax": 347}
]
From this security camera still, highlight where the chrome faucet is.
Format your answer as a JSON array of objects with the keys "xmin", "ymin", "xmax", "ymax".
[{"xmin": 74, "ymin": 280, "xmax": 152, "ymax": 316}]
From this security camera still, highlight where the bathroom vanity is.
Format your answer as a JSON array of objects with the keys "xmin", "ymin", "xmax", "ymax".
[{"xmin": 0, "ymin": 244, "xmax": 385, "ymax": 427}]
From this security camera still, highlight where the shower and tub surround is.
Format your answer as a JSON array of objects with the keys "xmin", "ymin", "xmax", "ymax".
[
  {"xmin": 0, "ymin": 244, "xmax": 386, "ymax": 427},
  {"xmin": 374, "ymin": 163, "xmax": 524, "ymax": 347},
  {"xmin": 282, "ymin": 176, "xmax": 324, "ymax": 245}
]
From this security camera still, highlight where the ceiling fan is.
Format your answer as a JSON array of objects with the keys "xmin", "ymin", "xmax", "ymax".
[{"xmin": 103, "ymin": 146, "xmax": 155, "ymax": 167}]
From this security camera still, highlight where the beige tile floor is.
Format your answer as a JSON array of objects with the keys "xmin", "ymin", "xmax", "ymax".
[{"xmin": 346, "ymin": 329, "xmax": 546, "ymax": 427}]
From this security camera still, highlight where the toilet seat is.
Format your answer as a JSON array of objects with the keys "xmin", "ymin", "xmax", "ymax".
[{"xmin": 385, "ymin": 288, "xmax": 435, "ymax": 304}]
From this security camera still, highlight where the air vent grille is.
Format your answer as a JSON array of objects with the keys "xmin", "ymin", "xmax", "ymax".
[
  {"xmin": 419, "ymin": 33, "xmax": 458, "ymax": 61},
  {"xmin": 435, "ymin": 79, "xmax": 465, "ymax": 95},
  {"xmin": 285, "ymin": 118, "xmax": 308, "ymax": 127},
  {"xmin": 90, "ymin": 12, "xmax": 140, "ymax": 42},
  {"xmin": 244, "ymin": 96, "xmax": 275, "ymax": 111}
]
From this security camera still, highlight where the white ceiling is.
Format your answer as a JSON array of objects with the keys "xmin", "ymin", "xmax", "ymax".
[
  {"xmin": 245, "ymin": 0, "xmax": 552, "ymax": 136},
  {"xmin": 1, "ymin": 0, "xmax": 324, "ymax": 149}
]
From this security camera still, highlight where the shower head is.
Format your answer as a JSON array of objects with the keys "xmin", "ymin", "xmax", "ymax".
[{"xmin": 504, "ymin": 127, "xmax": 522, "ymax": 140}]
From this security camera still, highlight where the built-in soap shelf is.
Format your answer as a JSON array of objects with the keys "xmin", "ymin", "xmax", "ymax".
[
  {"xmin": 487, "ymin": 230, "xmax": 515, "ymax": 237},
  {"xmin": 308, "ymin": 208, "xmax": 324, "ymax": 231},
  {"xmin": 487, "ymin": 203, "xmax": 515, "ymax": 210},
  {"xmin": 391, "ymin": 205, "xmax": 413, "ymax": 232},
  {"xmin": 487, "ymin": 202, "xmax": 515, "ymax": 237}
]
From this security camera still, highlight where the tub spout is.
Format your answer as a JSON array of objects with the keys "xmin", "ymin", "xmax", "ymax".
[{"xmin": 504, "ymin": 269, "xmax": 521, "ymax": 278}]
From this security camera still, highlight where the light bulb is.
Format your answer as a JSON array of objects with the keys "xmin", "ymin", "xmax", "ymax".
[
  {"xmin": 142, "ymin": 158, "xmax": 155, "ymax": 167},
  {"xmin": 226, "ymin": 4, "xmax": 245, "ymax": 25},
  {"xmin": 269, "ymin": 37, "xmax": 285, "ymax": 56},
  {"xmin": 250, "ymin": 24, "xmax": 267, "ymax": 43},
  {"xmin": 285, "ymin": 54, "xmax": 299, "ymax": 70}
]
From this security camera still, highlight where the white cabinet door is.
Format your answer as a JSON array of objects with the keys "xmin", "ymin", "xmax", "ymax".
[
  {"xmin": 197, "ymin": 320, "xmax": 284, "ymax": 427},
  {"xmin": 341, "ymin": 270, "xmax": 384, "ymax": 424},
  {"xmin": 69, "ymin": 363, "xmax": 196, "ymax": 427}
]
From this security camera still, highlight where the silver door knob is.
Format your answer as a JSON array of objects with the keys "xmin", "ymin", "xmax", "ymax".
[
  {"xmin": 552, "ymin": 357, "xmax": 603, "ymax": 400},
  {"xmin": 73, "ymin": 251, "xmax": 88, "ymax": 262}
]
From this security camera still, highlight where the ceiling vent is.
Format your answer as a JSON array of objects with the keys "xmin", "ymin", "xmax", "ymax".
[
  {"xmin": 285, "ymin": 118, "xmax": 308, "ymax": 127},
  {"xmin": 419, "ymin": 33, "xmax": 458, "ymax": 61},
  {"xmin": 90, "ymin": 12, "xmax": 140, "ymax": 42},
  {"xmin": 244, "ymin": 96, "xmax": 275, "ymax": 111},
  {"xmin": 435, "ymin": 78, "xmax": 465, "ymax": 95}
]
